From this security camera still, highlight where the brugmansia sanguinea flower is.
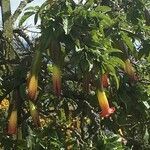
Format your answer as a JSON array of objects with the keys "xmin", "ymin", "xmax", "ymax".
[
  {"xmin": 7, "ymin": 110, "xmax": 17, "ymax": 135},
  {"xmin": 27, "ymin": 49, "xmax": 42, "ymax": 101},
  {"xmin": 101, "ymin": 73, "xmax": 110, "ymax": 88},
  {"xmin": 27, "ymin": 74, "xmax": 38, "ymax": 101},
  {"xmin": 97, "ymin": 90, "xmax": 115, "ymax": 118},
  {"xmin": 124, "ymin": 59, "xmax": 136, "ymax": 79},
  {"xmin": 29, "ymin": 100, "xmax": 40, "ymax": 127},
  {"xmin": 52, "ymin": 65, "xmax": 62, "ymax": 96}
]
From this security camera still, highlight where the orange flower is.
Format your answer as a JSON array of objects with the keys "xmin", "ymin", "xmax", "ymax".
[
  {"xmin": 7, "ymin": 110, "xmax": 17, "ymax": 135},
  {"xmin": 27, "ymin": 74, "xmax": 38, "ymax": 101},
  {"xmin": 52, "ymin": 65, "xmax": 62, "ymax": 96},
  {"xmin": 101, "ymin": 73, "xmax": 110, "ymax": 88},
  {"xmin": 97, "ymin": 90, "xmax": 115, "ymax": 118}
]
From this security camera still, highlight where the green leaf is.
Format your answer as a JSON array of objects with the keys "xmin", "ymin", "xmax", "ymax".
[
  {"xmin": 63, "ymin": 17, "xmax": 69, "ymax": 34},
  {"xmin": 34, "ymin": 12, "xmax": 39, "ymax": 25},
  {"xmin": 121, "ymin": 31, "xmax": 134, "ymax": 52},
  {"xmin": 25, "ymin": 6, "xmax": 39, "ymax": 11},
  {"xmin": 110, "ymin": 72, "xmax": 120, "ymax": 89},
  {"xmin": 19, "ymin": 12, "xmax": 35, "ymax": 26},
  {"xmin": 143, "ymin": 101, "xmax": 150, "ymax": 109},
  {"xmin": 106, "ymin": 48, "xmax": 123, "ymax": 54},
  {"xmin": 109, "ymin": 57, "xmax": 125, "ymax": 68},
  {"xmin": 138, "ymin": 40, "xmax": 150, "ymax": 58},
  {"xmin": 62, "ymin": 17, "xmax": 73, "ymax": 35},
  {"xmin": 143, "ymin": 126, "xmax": 149, "ymax": 144},
  {"xmin": 104, "ymin": 63, "xmax": 116, "ymax": 73},
  {"xmin": 80, "ymin": 52, "xmax": 93, "ymax": 72},
  {"xmin": 95, "ymin": 6, "xmax": 111, "ymax": 13},
  {"xmin": 98, "ymin": 14, "xmax": 114, "ymax": 27}
]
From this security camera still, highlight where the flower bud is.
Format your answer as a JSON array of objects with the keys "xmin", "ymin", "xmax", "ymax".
[{"xmin": 101, "ymin": 73, "xmax": 110, "ymax": 88}]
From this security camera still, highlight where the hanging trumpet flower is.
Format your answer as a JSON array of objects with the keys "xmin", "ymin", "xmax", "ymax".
[
  {"xmin": 52, "ymin": 65, "xmax": 62, "ymax": 96},
  {"xmin": 27, "ymin": 74, "xmax": 38, "ymax": 101},
  {"xmin": 29, "ymin": 100, "xmax": 40, "ymax": 127},
  {"xmin": 7, "ymin": 89, "xmax": 21, "ymax": 135},
  {"xmin": 7, "ymin": 110, "xmax": 17, "ymax": 135},
  {"xmin": 49, "ymin": 39, "xmax": 64, "ymax": 96},
  {"xmin": 27, "ymin": 49, "xmax": 42, "ymax": 101},
  {"xmin": 97, "ymin": 90, "xmax": 115, "ymax": 118}
]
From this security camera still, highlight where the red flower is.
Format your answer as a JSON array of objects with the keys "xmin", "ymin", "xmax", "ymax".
[
  {"xmin": 101, "ymin": 73, "xmax": 110, "ymax": 88},
  {"xmin": 97, "ymin": 90, "xmax": 115, "ymax": 118}
]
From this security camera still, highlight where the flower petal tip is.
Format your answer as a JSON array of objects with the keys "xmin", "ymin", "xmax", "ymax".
[{"xmin": 100, "ymin": 107, "xmax": 115, "ymax": 118}]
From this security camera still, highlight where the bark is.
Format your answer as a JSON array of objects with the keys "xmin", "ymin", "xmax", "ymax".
[{"xmin": 1, "ymin": 0, "xmax": 16, "ymax": 60}]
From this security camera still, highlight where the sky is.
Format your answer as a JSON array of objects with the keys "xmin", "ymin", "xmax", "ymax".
[{"xmin": 10, "ymin": 0, "xmax": 45, "ymax": 14}]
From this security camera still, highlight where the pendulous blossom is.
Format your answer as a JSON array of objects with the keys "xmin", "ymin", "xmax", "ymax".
[
  {"xmin": 97, "ymin": 90, "xmax": 115, "ymax": 118},
  {"xmin": 7, "ymin": 110, "xmax": 17, "ymax": 135},
  {"xmin": 29, "ymin": 100, "xmax": 40, "ymax": 127},
  {"xmin": 52, "ymin": 65, "xmax": 62, "ymax": 96},
  {"xmin": 27, "ymin": 74, "xmax": 38, "ymax": 101}
]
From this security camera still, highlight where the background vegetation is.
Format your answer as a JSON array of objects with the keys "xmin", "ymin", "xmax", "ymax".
[{"xmin": 0, "ymin": 0, "xmax": 150, "ymax": 149}]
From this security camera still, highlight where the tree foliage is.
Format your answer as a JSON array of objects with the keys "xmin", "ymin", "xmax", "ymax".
[{"xmin": 0, "ymin": 0, "xmax": 150, "ymax": 149}]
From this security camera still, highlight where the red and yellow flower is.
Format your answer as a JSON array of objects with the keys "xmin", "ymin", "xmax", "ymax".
[{"xmin": 97, "ymin": 90, "xmax": 115, "ymax": 118}]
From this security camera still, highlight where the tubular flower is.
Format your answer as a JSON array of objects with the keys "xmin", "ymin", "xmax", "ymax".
[
  {"xmin": 124, "ymin": 59, "xmax": 136, "ymax": 79},
  {"xmin": 101, "ymin": 73, "xmax": 110, "ymax": 88},
  {"xmin": 97, "ymin": 90, "xmax": 115, "ymax": 118},
  {"xmin": 27, "ymin": 49, "xmax": 42, "ymax": 101},
  {"xmin": 27, "ymin": 74, "xmax": 38, "ymax": 101},
  {"xmin": 52, "ymin": 65, "xmax": 62, "ymax": 96},
  {"xmin": 29, "ymin": 100, "xmax": 40, "ymax": 127},
  {"xmin": 7, "ymin": 110, "xmax": 17, "ymax": 135}
]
